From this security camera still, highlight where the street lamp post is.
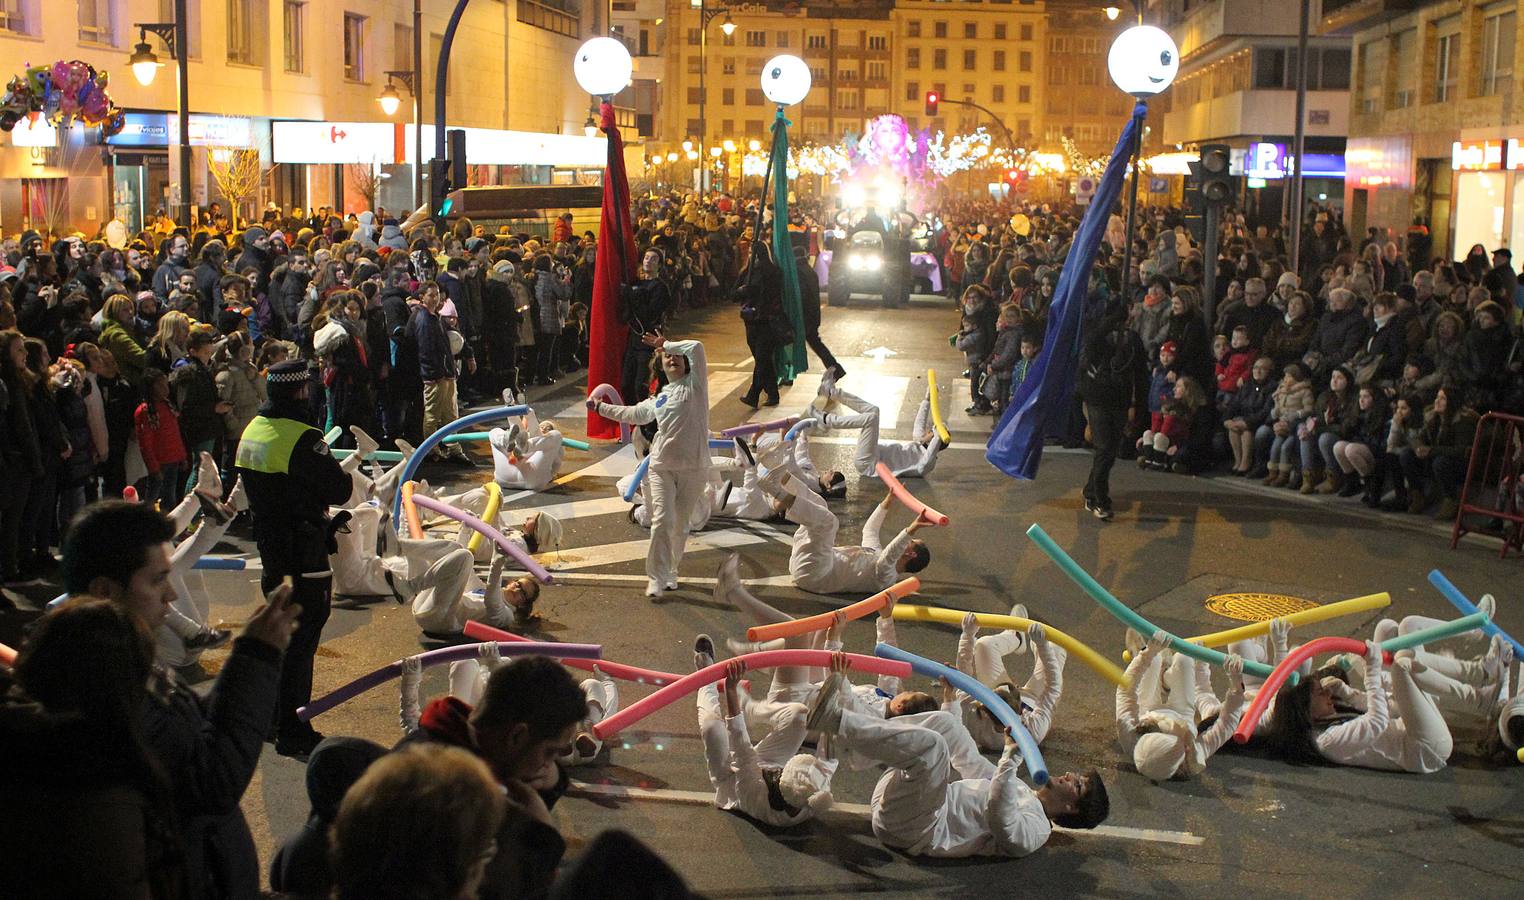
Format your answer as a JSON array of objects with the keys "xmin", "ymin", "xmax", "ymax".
[
  {"xmin": 379, "ymin": 67, "xmax": 423, "ymax": 210},
  {"xmin": 693, "ymin": 0, "xmax": 735, "ymax": 194},
  {"xmin": 128, "ymin": 0, "xmax": 191, "ymax": 229},
  {"xmin": 1106, "ymin": 16, "xmax": 1177, "ymax": 308}
]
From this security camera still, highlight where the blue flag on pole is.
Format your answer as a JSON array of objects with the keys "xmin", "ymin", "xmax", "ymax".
[{"xmin": 986, "ymin": 102, "xmax": 1148, "ymax": 480}]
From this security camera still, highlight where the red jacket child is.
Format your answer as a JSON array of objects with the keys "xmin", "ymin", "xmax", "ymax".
[{"xmin": 134, "ymin": 398, "xmax": 187, "ymax": 476}]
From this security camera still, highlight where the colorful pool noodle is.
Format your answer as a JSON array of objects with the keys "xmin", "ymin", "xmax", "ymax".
[
  {"xmin": 891, "ymin": 603, "xmax": 1130, "ymax": 689},
  {"xmin": 331, "ymin": 448, "xmax": 407, "ymax": 462},
  {"xmin": 1428, "ymin": 569, "xmax": 1524, "ymax": 660},
  {"xmin": 588, "ymin": 383, "xmax": 632, "ymax": 443},
  {"xmin": 709, "ymin": 438, "xmax": 735, "ymax": 449},
  {"xmin": 926, "ymin": 369, "xmax": 953, "ymax": 445},
  {"xmin": 1230, "ymin": 612, "xmax": 1489, "ymax": 745},
  {"xmin": 323, "ymin": 426, "xmax": 342, "ymax": 445},
  {"xmin": 746, "ymin": 577, "xmax": 921, "ymax": 642},
  {"xmin": 297, "ymin": 640, "xmax": 601, "ymax": 721},
  {"xmin": 875, "ymin": 642, "xmax": 1048, "ymax": 784},
  {"xmin": 1024, "ymin": 523, "xmax": 1278, "ymax": 681},
  {"xmin": 0, "ymin": 641, "xmax": 15, "ymax": 667},
  {"xmin": 591, "ymin": 650, "xmax": 913, "ymax": 740},
  {"xmin": 622, "ymin": 455, "xmax": 652, "ymax": 502},
  {"xmin": 719, "ymin": 416, "xmax": 799, "ymax": 438},
  {"xmin": 390, "ymin": 404, "xmax": 528, "ymax": 523},
  {"xmin": 463, "ymin": 620, "xmax": 680, "ymax": 686},
  {"xmin": 875, "ymin": 461, "xmax": 949, "ymax": 526},
  {"xmin": 192, "ymin": 556, "xmax": 248, "ymax": 571},
  {"xmin": 401, "ymin": 481, "xmax": 424, "ymax": 539},
  {"xmin": 785, "ymin": 418, "xmax": 818, "ymax": 442},
  {"xmin": 409, "ymin": 492, "xmax": 554, "ymax": 584},
  {"xmin": 466, "ymin": 481, "xmax": 503, "ymax": 555},
  {"xmin": 1182, "ymin": 593, "xmax": 1392, "ymax": 650}
]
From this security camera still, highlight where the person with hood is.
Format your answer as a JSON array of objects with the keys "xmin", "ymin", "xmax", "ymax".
[
  {"xmin": 1116, "ymin": 631, "xmax": 1246, "ymax": 783},
  {"xmin": 151, "ymin": 233, "xmax": 191, "ymax": 304},
  {"xmin": 353, "ymin": 211, "xmax": 378, "ymax": 250},
  {"xmin": 234, "ymin": 227, "xmax": 274, "ymax": 297},
  {"xmin": 57, "ymin": 501, "xmax": 301, "ymax": 898},
  {"xmin": 588, "ymin": 333, "xmax": 710, "ymax": 598},
  {"xmin": 192, "ymin": 240, "xmax": 227, "ymax": 323},
  {"xmin": 482, "ymin": 259, "xmax": 523, "ymax": 397},
  {"xmin": 234, "ymin": 360, "xmax": 354, "ymax": 758},
  {"xmin": 378, "ymin": 217, "xmax": 408, "ymax": 251},
  {"xmin": 533, "ymin": 254, "xmax": 572, "ymax": 385}
]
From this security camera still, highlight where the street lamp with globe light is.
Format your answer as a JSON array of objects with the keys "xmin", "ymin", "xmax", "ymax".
[
  {"xmin": 1108, "ymin": 23, "xmax": 1179, "ymax": 324},
  {"xmin": 126, "ymin": 9, "xmax": 191, "ymax": 228}
]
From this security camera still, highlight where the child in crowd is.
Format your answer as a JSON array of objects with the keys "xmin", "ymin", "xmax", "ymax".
[
  {"xmin": 985, "ymin": 306, "xmax": 1024, "ymax": 417},
  {"xmin": 1138, "ymin": 375, "xmax": 1206, "ymax": 472},
  {"xmin": 1224, "ymin": 357, "xmax": 1276, "ymax": 477},
  {"xmin": 1214, "ymin": 326, "xmax": 1254, "ymax": 408},
  {"xmin": 957, "ymin": 285, "xmax": 997, "ymax": 415},
  {"xmin": 1259, "ymin": 363, "xmax": 1316, "ymax": 487},
  {"xmin": 1146, "ymin": 340, "xmax": 1179, "ymax": 434},
  {"xmin": 134, "ymin": 368, "xmax": 188, "ymax": 509},
  {"xmin": 1009, "ymin": 337, "xmax": 1040, "ymax": 409}
]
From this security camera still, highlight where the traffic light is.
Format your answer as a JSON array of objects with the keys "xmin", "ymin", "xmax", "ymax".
[
  {"xmin": 925, "ymin": 91, "xmax": 939, "ymax": 117},
  {"xmin": 429, "ymin": 158, "xmax": 454, "ymax": 218},
  {"xmin": 1183, "ymin": 159, "xmax": 1206, "ymax": 244},
  {"xmin": 1199, "ymin": 143, "xmax": 1233, "ymax": 205}
]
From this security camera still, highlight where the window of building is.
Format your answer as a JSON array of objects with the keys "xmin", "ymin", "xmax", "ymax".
[
  {"xmin": 906, "ymin": 80, "xmax": 919, "ymax": 102},
  {"xmin": 392, "ymin": 21, "xmax": 411, "ymax": 72},
  {"xmin": 283, "ymin": 2, "xmax": 307, "ymax": 73},
  {"xmin": 993, "ymin": 50, "xmax": 1005, "ymax": 71},
  {"xmin": 343, "ymin": 12, "xmax": 366, "ymax": 80},
  {"xmin": 721, "ymin": 29, "xmax": 735, "ymax": 46},
  {"xmin": 1017, "ymin": 118, "xmax": 1030, "ymax": 137},
  {"xmin": 907, "ymin": 48, "xmax": 920, "ymax": 69},
  {"xmin": 807, "ymin": 32, "xmax": 827, "ymax": 49},
  {"xmin": 1079, "ymin": 66, "xmax": 1098, "ymax": 85},
  {"xmin": 992, "ymin": 84, "xmax": 1005, "ymax": 103},
  {"xmin": 1019, "ymin": 50, "xmax": 1032, "ymax": 72},
  {"xmin": 1050, "ymin": 36, "xmax": 1068, "ymax": 53},
  {"xmin": 1322, "ymin": 47, "xmax": 1350, "ymax": 90},
  {"xmin": 964, "ymin": 49, "xmax": 976, "ymax": 69},
  {"xmin": 868, "ymin": 61, "xmax": 886, "ymax": 80},
  {"xmin": 722, "ymin": 57, "xmax": 735, "ymax": 75},
  {"xmin": 1048, "ymin": 66, "xmax": 1065, "ymax": 85},
  {"xmin": 777, "ymin": 30, "xmax": 789, "ymax": 48},
  {"xmin": 1018, "ymin": 84, "xmax": 1030, "ymax": 103},
  {"xmin": 868, "ymin": 34, "xmax": 886, "ymax": 51},
  {"xmin": 746, "ymin": 30, "xmax": 765, "ymax": 47},
  {"xmin": 933, "ymin": 48, "xmax": 946, "ymax": 69},
  {"xmin": 810, "ymin": 66, "xmax": 826, "ymax": 83},
  {"xmin": 994, "ymin": 23, "xmax": 1006, "ymax": 41},
  {"xmin": 687, "ymin": 28, "xmax": 699, "ymax": 45},
  {"xmin": 722, "ymin": 118, "xmax": 734, "ymax": 134},
  {"xmin": 1, "ymin": 0, "xmax": 31, "ymax": 35},
  {"xmin": 1433, "ymin": 31, "xmax": 1458, "ymax": 102},
  {"xmin": 77, "ymin": 0, "xmax": 114, "ymax": 44},
  {"xmin": 963, "ymin": 82, "xmax": 974, "ymax": 94},
  {"xmin": 722, "ymin": 87, "xmax": 735, "ymax": 105},
  {"xmin": 687, "ymin": 86, "xmax": 701, "ymax": 104},
  {"xmin": 907, "ymin": 20, "xmax": 920, "ymax": 38},
  {"xmin": 1482, "ymin": 10, "xmax": 1516, "ymax": 97},
  {"xmin": 689, "ymin": 118, "xmax": 704, "ymax": 135},
  {"xmin": 745, "ymin": 58, "xmax": 763, "ymax": 76},
  {"xmin": 840, "ymin": 91, "xmax": 859, "ymax": 110},
  {"xmin": 964, "ymin": 22, "xmax": 976, "ymax": 39},
  {"xmin": 839, "ymin": 68, "xmax": 858, "ymax": 82},
  {"xmin": 746, "ymin": 88, "xmax": 765, "ymax": 105},
  {"xmin": 1020, "ymin": 23, "xmax": 1032, "ymax": 41},
  {"xmin": 227, "ymin": 0, "xmax": 259, "ymax": 64},
  {"xmin": 934, "ymin": 20, "xmax": 946, "ymax": 39},
  {"xmin": 1391, "ymin": 29, "xmax": 1417, "ymax": 108}
]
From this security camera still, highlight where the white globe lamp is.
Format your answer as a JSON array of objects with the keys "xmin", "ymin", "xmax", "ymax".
[
  {"xmin": 760, "ymin": 54, "xmax": 811, "ymax": 106},
  {"xmin": 1107, "ymin": 25, "xmax": 1179, "ymax": 97},
  {"xmin": 574, "ymin": 37, "xmax": 634, "ymax": 98}
]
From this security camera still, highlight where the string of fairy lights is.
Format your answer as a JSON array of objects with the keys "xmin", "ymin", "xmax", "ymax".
[{"xmin": 727, "ymin": 126, "xmax": 1096, "ymax": 183}]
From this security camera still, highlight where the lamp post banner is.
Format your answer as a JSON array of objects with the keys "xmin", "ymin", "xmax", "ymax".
[{"xmin": 588, "ymin": 101, "xmax": 638, "ymax": 439}]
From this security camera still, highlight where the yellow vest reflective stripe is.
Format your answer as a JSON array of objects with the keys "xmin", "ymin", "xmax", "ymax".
[{"xmin": 235, "ymin": 416, "xmax": 314, "ymax": 475}]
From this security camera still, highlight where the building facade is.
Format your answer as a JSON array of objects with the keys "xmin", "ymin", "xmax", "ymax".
[
  {"xmin": 1330, "ymin": 0, "xmax": 1523, "ymax": 260},
  {"xmin": 0, "ymin": 0, "xmax": 600, "ymax": 236},
  {"xmin": 1146, "ymin": 0, "xmax": 1352, "ymax": 227}
]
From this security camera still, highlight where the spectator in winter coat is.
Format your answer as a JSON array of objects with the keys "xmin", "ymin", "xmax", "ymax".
[
  {"xmin": 617, "ymin": 250, "xmax": 672, "ymax": 404},
  {"xmin": 1214, "ymin": 327, "xmax": 1255, "ymax": 404},
  {"xmin": 235, "ymin": 227, "xmax": 275, "ymax": 297},
  {"xmin": 1132, "ymin": 276, "xmax": 1173, "ymax": 354},
  {"xmin": 986, "ymin": 306, "xmax": 1024, "ymax": 417},
  {"xmin": 150, "ymin": 234, "xmax": 191, "ymax": 304},
  {"xmin": 134, "ymin": 369, "xmax": 188, "ymax": 508},
  {"xmin": 1460, "ymin": 301, "xmax": 1519, "ymax": 412},
  {"xmin": 192, "ymin": 241, "xmax": 227, "ymax": 324},
  {"xmin": 1219, "ymin": 277, "xmax": 1280, "ymax": 348},
  {"xmin": 1348, "ymin": 292, "xmax": 1408, "ymax": 387},
  {"xmin": 1306, "ymin": 288, "xmax": 1369, "ymax": 378},
  {"xmin": 215, "ymin": 332, "xmax": 264, "ymax": 454},
  {"xmin": 1258, "ymin": 364, "xmax": 1316, "ymax": 487},
  {"xmin": 409, "ymin": 283, "xmax": 468, "ymax": 463},
  {"xmin": 1224, "ymin": 357, "xmax": 1276, "ymax": 475},
  {"xmin": 96, "ymin": 295, "xmax": 149, "ymax": 390},
  {"xmin": 533, "ymin": 255, "xmax": 573, "ymax": 385},
  {"xmin": 1402, "ymin": 386, "xmax": 1478, "ymax": 519}
]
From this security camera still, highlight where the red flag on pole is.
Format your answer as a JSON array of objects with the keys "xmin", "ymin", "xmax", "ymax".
[{"xmin": 587, "ymin": 101, "xmax": 638, "ymax": 439}]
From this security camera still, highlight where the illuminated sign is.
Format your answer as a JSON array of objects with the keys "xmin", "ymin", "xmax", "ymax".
[
  {"xmin": 272, "ymin": 121, "xmax": 608, "ymax": 167},
  {"xmin": 105, "ymin": 113, "xmax": 253, "ymax": 148},
  {"xmin": 1452, "ymin": 140, "xmax": 1505, "ymax": 171},
  {"xmin": 272, "ymin": 121, "xmax": 399, "ymax": 164},
  {"xmin": 1243, "ymin": 142, "xmax": 1346, "ymax": 179},
  {"xmin": 8, "ymin": 118, "xmax": 58, "ymax": 148}
]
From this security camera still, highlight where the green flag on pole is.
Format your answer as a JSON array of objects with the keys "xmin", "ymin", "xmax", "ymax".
[{"xmin": 769, "ymin": 107, "xmax": 808, "ymax": 380}]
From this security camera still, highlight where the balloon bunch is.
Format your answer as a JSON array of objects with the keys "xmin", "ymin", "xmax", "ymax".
[{"xmin": 1, "ymin": 60, "xmax": 125, "ymax": 136}]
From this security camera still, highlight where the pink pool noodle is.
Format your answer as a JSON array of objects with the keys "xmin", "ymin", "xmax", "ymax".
[
  {"xmin": 409, "ymin": 493, "xmax": 554, "ymax": 583},
  {"xmin": 464, "ymin": 620, "xmax": 680, "ymax": 687},
  {"xmin": 0, "ymin": 641, "xmax": 15, "ymax": 667},
  {"xmin": 719, "ymin": 416, "xmax": 799, "ymax": 438},
  {"xmin": 875, "ymin": 461, "xmax": 949, "ymax": 526},
  {"xmin": 592, "ymin": 650, "xmax": 913, "ymax": 740},
  {"xmin": 1232, "ymin": 637, "xmax": 1384, "ymax": 745},
  {"xmin": 588, "ymin": 384, "xmax": 633, "ymax": 443},
  {"xmin": 298, "ymin": 641, "xmax": 601, "ymax": 722}
]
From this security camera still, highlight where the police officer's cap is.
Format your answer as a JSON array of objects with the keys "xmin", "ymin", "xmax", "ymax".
[{"xmin": 267, "ymin": 360, "xmax": 308, "ymax": 386}]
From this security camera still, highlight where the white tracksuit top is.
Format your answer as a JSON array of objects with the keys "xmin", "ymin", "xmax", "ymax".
[
  {"xmin": 597, "ymin": 339, "xmax": 710, "ymax": 473},
  {"xmin": 807, "ymin": 503, "xmax": 913, "ymax": 595}
]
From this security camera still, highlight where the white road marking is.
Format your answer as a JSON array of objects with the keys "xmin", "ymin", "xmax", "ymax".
[
  {"xmin": 567, "ymin": 781, "xmax": 1205, "ymax": 847},
  {"xmin": 501, "ymin": 571, "xmax": 799, "ymax": 588},
  {"xmin": 536, "ymin": 527, "xmax": 775, "ymax": 571}
]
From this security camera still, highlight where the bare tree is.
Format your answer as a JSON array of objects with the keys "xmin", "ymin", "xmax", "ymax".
[
  {"xmin": 347, "ymin": 161, "xmax": 385, "ymax": 212},
  {"xmin": 206, "ymin": 147, "xmax": 269, "ymax": 229}
]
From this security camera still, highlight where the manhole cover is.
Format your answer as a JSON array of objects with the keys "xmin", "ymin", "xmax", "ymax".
[{"xmin": 1204, "ymin": 592, "xmax": 1319, "ymax": 622}]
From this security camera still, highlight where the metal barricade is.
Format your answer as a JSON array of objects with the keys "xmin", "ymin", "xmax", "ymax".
[{"xmin": 1451, "ymin": 411, "xmax": 1524, "ymax": 558}]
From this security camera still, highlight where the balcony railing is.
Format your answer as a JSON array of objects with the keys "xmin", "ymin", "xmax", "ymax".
[{"xmin": 518, "ymin": 0, "xmax": 580, "ymax": 39}]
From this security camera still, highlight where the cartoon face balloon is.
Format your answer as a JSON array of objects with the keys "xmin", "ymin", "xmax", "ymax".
[
  {"xmin": 573, "ymin": 37, "xmax": 633, "ymax": 97},
  {"xmin": 760, "ymin": 54, "xmax": 811, "ymax": 106},
  {"xmin": 1107, "ymin": 25, "xmax": 1179, "ymax": 97}
]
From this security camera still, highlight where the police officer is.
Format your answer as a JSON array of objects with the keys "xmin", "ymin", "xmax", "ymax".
[{"xmin": 235, "ymin": 359, "xmax": 353, "ymax": 758}]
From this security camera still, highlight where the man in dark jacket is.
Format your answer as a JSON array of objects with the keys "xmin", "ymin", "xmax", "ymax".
[
  {"xmin": 151, "ymin": 233, "xmax": 192, "ymax": 303},
  {"xmin": 380, "ymin": 265, "xmax": 422, "ymax": 444},
  {"xmin": 60, "ymin": 500, "xmax": 300, "ymax": 900},
  {"xmin": 274, "ymin": 250, "xmax": 313, "ymax": 339},
  {"xmin": 1307, "ymin": 287, "xmax": 1369, "ymax": 378},
  {"xmin": 171, "ymin": 329, "xmax": 233, "ymax": 491},
  {"xmin": 410, "ymin": 282, "xmax": 470, "ymax": 462},
  {"xmin": 1077, "ymin": 309, "xmax": 1149, "ymax": 520},
  {"xmin": 193, "ymin": 241, "xmax": 227, "ymax": 324},
  {"xmin": 1219, "ymin": 276, "xmax": 1279, "ymax": 348},
  {"xmin": 234, "ymin": 227, "xmax": 275, "ymax": 297}
]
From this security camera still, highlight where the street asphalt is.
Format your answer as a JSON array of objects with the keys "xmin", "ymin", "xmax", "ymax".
[{"xmin": 6, "ymin": 292, "xmax": 1520, "ymax": 898}]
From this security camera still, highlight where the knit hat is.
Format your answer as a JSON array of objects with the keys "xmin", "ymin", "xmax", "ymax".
[
  {"xmin": 244, "ymin": 226, "xmax": 268, "ymax": 243},
  {"xmin": 19, "ymin": 229, "xmax": 41, "ymax": 249},
  {"xmin": 533, "ymin": 510, "xmax": 564, "ymax": 552},
  {"xmin": 266, "ymin": 359, "xmax": 308, "ymax": 386},
  {"xmin": 1159, "ymin": 341, "xmax": 1178, "ymax": 356},
  {"xmin": 1276, "ymin": 271, "xmax": 1299, "ymax": 290},
  {"xmin": 491, "ymin": 260, "xmax": 516, "ymax": 276},
  {"xmin": 777, "ymin": 754, "xmax": 836, "ymax": 812},
  {"xmin": 439, "ymin": 299, "xmax": 458, "ymax": 318},
  {"xmin": 465, "ymin": 237, "xmax": 488, "ymax": 253},
  {"xmin": 1132, "ymin": 713, "xmax": 1205, "ymax": 782}
]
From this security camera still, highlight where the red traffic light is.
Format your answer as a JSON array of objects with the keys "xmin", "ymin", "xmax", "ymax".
[{"xmin": 925, "ymin": 91, "xmax": 939, "ymax": 117}]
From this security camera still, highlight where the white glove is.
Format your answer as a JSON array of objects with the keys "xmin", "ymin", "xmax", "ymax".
[
  {"xmin": 1027, "ymin": 622, "xmax": 1047, "ymax": 646},
  {"xmin": 399, "ymin": 655, "xmax": 423, "ymax": 733},
  {"xmin": 196, "ymin": 452, "xmax": 223, "ymax": 498},
  {"xmin": 227, "ymin": 477, "xmax": 249, "ymax": 512},
  {"xmin": 1366, "ymin": 641, "xmax": 1384, "ymax": 672},
  {"xmin": 1269, "ymin": 617, "xmax": 1290, "ymax": 646},
  {"xmin": 961, "ymin": 612, "xmax": 979, "ymax": 638},
  {"xmin": 478, "ymin": 641, "xmax": 504, "ymax": 671},
  {"xmin": 1143, "ymin": 630, "xmax": 1170, "ymax": 658},
  {"xmin": 1223, "ymin": 652, "xmax": 1245, "ymax": 689}
]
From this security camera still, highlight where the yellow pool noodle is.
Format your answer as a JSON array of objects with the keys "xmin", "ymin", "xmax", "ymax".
[{"xmin": 892, "ymin": 603, "xmax": 1130, "ymax": 689}]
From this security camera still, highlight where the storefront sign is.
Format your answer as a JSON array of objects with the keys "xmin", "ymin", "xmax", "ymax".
[
  {"xmin": 1243, "ymin": 142, "xmax": 1346, "ymax": 179},
  {"xmin": 106, "ymin": 113, "xmax": 253, "ymax": 148},
  {"xmin": 1452, "ymin": 140, "xmax": 1505, "ymax": 171},
  {"xmin": 272, "ymin": 120, "xmax": 607, "ymax": 168},
  {"xmin": 272, "ymin": 121, "xmax": 399, "ymax": 164},
  {"xmin": 8, "ymin": 118, "xmax": 58, "ymax": 148}
]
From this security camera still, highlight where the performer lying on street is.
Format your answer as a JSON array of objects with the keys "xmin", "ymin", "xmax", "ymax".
[
  {"xmin": 807, "ymin": 653, "xmax": 1110, "ymax": 858},
  {"xmin": 956, "ymin": 610, "xmax": 1067, "ymax": 751},
  {"xmin": 1115, "ymin": 632, "xmax": 1246, "ymax": 782},
  {"xmin": 811, "ymin": 375, "xmax": 946, "ymax": 479},
  {"xmin": 489, "ymin": 406, "xmax": 566, "ymax": 492}
]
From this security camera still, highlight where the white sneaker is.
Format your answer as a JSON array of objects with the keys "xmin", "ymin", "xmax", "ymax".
[{"xmin": 645, "ymin": 579, "xmax": 663, "ymax": 599}]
